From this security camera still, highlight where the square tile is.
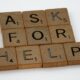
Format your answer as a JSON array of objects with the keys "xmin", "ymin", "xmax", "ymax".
[
  {"xmin": 16, "ymin": 46, "xmax": 42, "ymax": 69},
  {"xmin": 49, "ymin": 25, "xmax": 75, "ymax": 43},
  {"xmin": 46, "ymin": 8, "xmax": 70, "ymax": 26},
  {"xmin": 23, "ymin": 10, "xmax": 47, "ymax": 27},
  {"xmin": 2, "ymin": 29, "xmax": 27, "ymax": 47},
  {"xmin": 64, "ymin": 43, "xmax": 80, "ymax": 65},
  {"xmin": 40, "ymin": 44, "xmax": 67, "ymax": 67},
  {"xmin": 0, "ymin": 47, "xmax": 18, "ymax": 70},
  {"xmin": 0, "ymin": 12, "xmax": 24, "ymax": 29},
  {"xmin": 26, "ymin": 27, "xmax": 51, "ymax": 45}
]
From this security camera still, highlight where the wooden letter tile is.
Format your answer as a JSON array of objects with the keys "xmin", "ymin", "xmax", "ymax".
[
  {"xmin": 26, "ymin": 27, "xmax": 51, "ymax": 45},
  {"xmin": 16, "ymin": 46, "xmax": 42, "ymax": 69},
  {"xmin": 23, "ymin": 10, "xmax": 47, "ymax": 27},
  {"xmin": 0, "ymin": 12, "xmax": 24, "ymax": 29},
  {"xmin": 46, "ymin": 8, "xmax": 70, "ymax": 26},
  {"xmin": 40, "ymin": 44, "xmax": 67, "ymax": 67},
  {"xmin": 2, "ymin": 29, "xmax": 27, "ymax": 47},
  {"xmin": 0, "ymin": 47, "xmax": 18, "ymax": 70},
  {"xmin": 64, "ymin": 43, "xmax": 80, "ymax": 65},
  {"xmin": 49, "ymin": 25, "xmax": 75, "ymax": 43}
]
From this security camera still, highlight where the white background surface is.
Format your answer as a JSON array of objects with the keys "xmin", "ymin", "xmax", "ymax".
[{"xmin": 0, "ymin": 0, "xmax": 80, "ymax": 80}]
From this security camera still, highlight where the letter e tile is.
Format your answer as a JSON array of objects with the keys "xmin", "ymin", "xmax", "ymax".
[{"xmin": 16, "ymin": 46, "xmax": 42, "ymax": 69}]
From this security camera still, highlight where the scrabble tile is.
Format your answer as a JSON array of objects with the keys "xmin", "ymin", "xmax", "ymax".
[
  {"xmin": 0, "ymin": 12, "xmax": 24, "ymax": 29},
  {"xmin": 0, "ymin": 47, "xmax": 18, "ymax": 70},
  {"xmin": 23, "ymin": 10, "xmax": 47, "ymax": 27},
  {"xmin": 40, "ymin": 44, "xmax": 67, "ymax": 67},
  {"xmin": 26, "ymin": 27, "xmax": 51, "ymax": 45},
  {"xmin": 46, "ymin": 8, "xmax": 70, "ymax": 26},
  {"xmin": 16, "ymin": 46, "xmax": 42, "ymax": 69},
  {"xmin": 2, "ymin": 29, "xmax": 27, "ymax": 47},
  {"xmin": 49, "ymin": 25, "xmax": 75, "ymax": 43},
  {"xmin": 64, "ymin": 43, "xmax": 80, "ymax": 65}
]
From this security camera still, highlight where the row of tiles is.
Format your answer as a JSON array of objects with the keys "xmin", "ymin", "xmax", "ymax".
[
  {"xmin": 2, "ymin": 26, "xmax": 75, "ymax": 47},
  {"xmin": 0, "ymin": 8, "xmax": 70, "ymax": 29},
  {"xmin": 0, "ymin": 42, "xmax": 80, "ymax": 70}
]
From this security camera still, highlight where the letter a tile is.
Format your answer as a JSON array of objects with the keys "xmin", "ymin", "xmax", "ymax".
[
  {"xmin": 0, "ymin": 12, "xmax": 24, "ymax": 29},
  {"xmin": 46, "ymin": 8, "xmax": 70, "ymax": 26},
  {"xmin": 16, "ymin": 46, "xmax": 42, "ymax": 69},
  {"xmin": 2, "ymin": 29, "xmax": 27, "ymax": 47},
  {"xmin": 0, "ymin": 47, "xmax": 18, "ymax": 70},
  {"xmin": 64, "ymin": 43, "xmax": 80, "ymax": 65},
  {"xmin": 40, "ymin": 44, "xmax": 67, "ymax": 67}
]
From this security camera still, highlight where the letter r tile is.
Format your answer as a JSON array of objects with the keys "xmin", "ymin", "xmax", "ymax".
[
  {"xmin": 0, "ymin": 12, "xmax": 24, "ymax": 29},
  {"xmin": 46, "ymin": 8, "xmax": 70, "ymax": 26},
  {"xmin": 23, "ymin": 10, "xmax": 47, "ymax": 27},
  {"xmin": 64, "ymin": 43, "xmax": 80, "ymax": 65},
  {"xmin": 40, "ymin": 44, "xmax": 67, "ymax": 67},
  {"xmin": 2, "ymin": 29, "xmax": 27, "ymax": 47},
  {"xmin": 49, "ymin": 25, "xmax": 75, "ymax": 43},
  {"xmin": 16, "ymin": 46, "xmax": 42, "ymax": 69},
  {"xmin": 0, "ymin": 47, "xmax": 18, "ymax": 70}
]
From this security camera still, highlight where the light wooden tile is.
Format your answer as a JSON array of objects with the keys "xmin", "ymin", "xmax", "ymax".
[
  {"xmin": 26, "ymin": 27, "xmax": 51, "ymax": 45},
  {"xmin": 64, "ymin": 43, "xmax": 80, "ymax": 65},
  {"xmin": 0, "ymin": 47, "xmax": 18, "ymax": 70},
  {"xmin": 23, "ymin": 10, "xmax": 47, "ymax": 27},
  {"xmin": 49, "ymin": 25, "xmax": 75, "ymax": 43},
  {"xmin": 46, "ymin": 8, "xmax": 70, "ymax": 26},
  {"xmin": 0, "ymin": 12, "xmax": 24, "ymax": 29},
  {"xmin": 16, "ymin": 46, "xmax": 42, "ymax": 69},
  {"xmin": 40, "ymin": 44, "xmax": 67, "ymax": 67},
  {"xmin": 2, "ymin": 29, "xmax": 27, "ymax": 47}
]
